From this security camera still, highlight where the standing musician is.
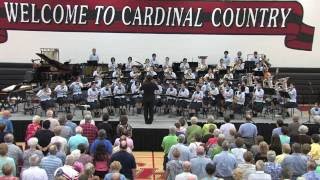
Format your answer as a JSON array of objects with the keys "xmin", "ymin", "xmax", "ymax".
[
  {"xmin": 165, "ymin": 83, "xmax": 177, "ymax": 114},
  {"xmin": 93, "ymin": 66, "xmax": 103, "ymax": 88},
  {"xmin": 144, "ymin": 58, "xmax": 151, "ymax": 70},
  {"xmin": 113, "ymin": 80, "xmax": 126, "ymax": 114},
  {"xmin": 180, "ymin": 58, "xmax": 190, "ymax": 72},
  {"xmin": 151, "ymin": 53, "xmax": 159, "ymax": 67},
  {"xmin": 69, "ymin": 76, "xmax": 84, "ymax": 104},
  {"xmin": 222, "ymin": 50, "xmax": 231, "ymax": 66},
  {"xmin": 223, "ymin": 83, "xmax": 234, "ymax": 111},
  {"xmin": 36, "ymin": 83, "xmax": 54, "ymax": 111},
  {"xmin": 204, "ymin": 68, "xmax": 215, "ymax": 79},
  {"xmin": 249, "ymin": 51, "xmax": 260, "ymax": 64},
  {"xmin": 233, "ymin": 51, "xmax": 244, "ymax": 70},
  {"xmin": 140, "ymin": 75, "xmax": 159, "ymax": 124},
  {"xmin": 189, "ymin": 86, "xmax": 203, "ymax": 117},
  {"xmin": 109, "ymin": 57, "xmax": 117, "ymax": 72},
  {"xmin": 163, "ymin": 57, "xmax": 171, "ymax": 71},
  {"xmin": 234, "ymin": 85, "xmax": 246, "ymax": 114},
  {"xmin": 284, "ymin": 83, "xmax": 298, "ymax": 115},
  {"xmin": 88, "ymin": 48, "xmax": 99, "ymax": 63},
  {"xmin": 87, "ymin": 82, "xmax": 100, "ymax": 117},
  {"xmin": 54, "ymin": 80, "xmax": 68, "ymax": 112},
  {"xmin": 253, "ymin": 83, "xmax": 264, "ymax": 116},
  {"xmin": 100, "ymin": 82, "xmax": 113, "ymax": 114},
  {"xmin": 177, "ymin": 83, "xmax": 189, "ymax": 116},
  {"xmin": 131, "ymin": 80, "xmax": 143, "ymax": 114},
  {"xmin": 126, "ymin": 56, "xmax": 133, "ymax": 71}
]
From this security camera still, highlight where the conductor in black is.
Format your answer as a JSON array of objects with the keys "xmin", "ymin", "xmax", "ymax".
[{"xmin": 140, "ymin": 75, "xmax": 159, "ymax": 124}]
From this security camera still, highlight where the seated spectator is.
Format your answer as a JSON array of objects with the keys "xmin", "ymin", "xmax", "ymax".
[
  {"xmin": 65, "ymin": 113, "xmax": 77, "ymax": 135},
  {"xmin": 275, "ymin": 143, "xmax": 291, "ymax": 164},
  {"xmin": 54, "ymin": 155, "xmax": 79, "ymax": 179},
  {"xmin": 279, "ymin": 126, "xmax": 290, "ymax": 145},
  {"xmin": 54, "ymin": 142, "xmax": 67, "ymax": 164},
  {"xmin": 0, "ymin": 163, "xmax": 17, "ymax": 180},
  {"xmin": 0, "ymin": 124, "xmax": 7, "ymax": 143},
  {"xmin": 190, "ymin": 146, "xmax": 211, "ymax": 179},
  {"xmin": 272, "ymin": 119, "xmax": 284, "ymax": 136},
  {"xmin": 231, "ymin": 137, "xmax": 247, "ymax": 164},
  {"xmin": 77, "ymin": 144, "xmax": 93, "ymax": 166},
  {"xmin": 168, "ymin": 134, "xmax": 191, "ymax": 162},
  {"xmin": 303, "ymin": 160, "xmax": 320, "ymax": 179},
  {"xmin": 161, "ymin": 126, "xmax": 178, "ymax": 170},
  {"xmin": 80, "ymin": 114, "xmax": 98, "ymax": 144},
  {"xmin": 233, "ymin": 168, "xmax": 244, "ymax": 180},
  {"xmin": 281, "ymin": 143, "xmax": 308, "ymax": 179},
  {"xmin": 114, "ymin": 128, "xmax": 134, "ymax": 150},
  {"xmin": 104, "ymin": 161, "xmax": 126, "ymax": 180},
  {"xmin": 250, "ymin": 135, "xmax": 264, "ymax": 157},
  {"xmin": 58, "ymin": 115, "xmax": 73, "ymax": 140},
  {"xmin": 0, "ymin": 110, "xmax": 13, "ymax": 134},
  {"xmin": 175, "ymin": 161, "xmax": 197, "ymax": 180},
  {"xmin": 202, "ymin": 163, "xmax": 217, "ymax": 180},
  {"xmin": 34, "ymin": 120, "xmax": 55, "ymax": 155},
  {"xmin": 116, "ymin": 115, "xmax": 132, "ymax": 138},
  {"xmin": 50, "ymin": 126, "xmax": 68, "ymax": 153},
  {"xmin": 202, "ymin": 115, "xmax": 217, "ymax": 136},
  {"xmin": 25, "ymin": 115, "xmax": 41, "ymax": 142},
  {"xmin": 288, "ymin": 115, "xmax": 301, "ymax": 136},
  {"xmin": 68, "ymin": 126, "xmax": 89, "ymax": 152},
  {"xmin": 186, "ymin": 116, "xmax": 202, "ymax": 144},
  {"xmin": 0, "ymin": 143, "xmax": 16, "ymax": 176},
  {"xmin": 21, "ymin": 154, "xmax": 48, "ymax": 180},
  {"xmin": 189, "ymin": 134, "xmax": 203, "ymax": 158},
  {"xmin": 22, "ymin": 137, "xmax": 44, "ymax": 171},
  {"xmin": 255, "ymin": 141, "xmax": 269, "ymax": 162},
  {"xmin": 269, "ymin": 134, "xmax": 282, "ymax": 155},
  {"xmin": 46, "ymin": 110, "xmax": 59, "ymax": 131},
  {"xmin": 4, "ymin": 134, "xmax": 22, "ymax": 171},
  {"xmin": 97, "ymin": 113, "xmax": 114, "ymax": 142},
  {"xmin": 165, "ymin": 148, "xmax": 183, "ymax": 180},
  {"xmin": 93, "ymin": 143, "xmax": 109, "ymax": 178},
  {"xmin": 309, "ymin": 134, "xmax": 320, "ymax": 160},
  {"xmin": 79, "ymin": 163, "xmax": 95, "ymax": 180},
  {"xmin": 212, "ymin": 141, "xmax": 237, "ymax": 179},
  {"xmin": 248, "ymin": 160, "xmax": 271, "ymax": 180},
  {"xmin": 290, "ymin": 125, "xmax": 311, "ymax": 144},
  {"xmin": 264, "ymin": 150, "xmax": 282, "ymax": 180},
  {"xmin": 238, "ymin": 151, "xmax": 256, "ymax": 180},
  {"xmin": 40, "ymin": 144, "xmax": 63, "ymax": 180},
  {"xmin": 90, "ymin": 129, "xmax": 112, "ymax": 155}
]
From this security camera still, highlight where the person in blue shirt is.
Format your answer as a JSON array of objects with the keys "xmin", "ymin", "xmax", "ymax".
[
  {"xmin": 90, "ymin": 129, "xmax": 112, "ymax": 155},
  {"xmin": 0, "ymin": 110, "xmax": 13, "ymax": 134},
  {"xmin": 303, "ymin": 160, "xmax": 320, "ymax": 180}
]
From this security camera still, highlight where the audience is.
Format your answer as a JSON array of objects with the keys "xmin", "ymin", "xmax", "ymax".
[
  {"xmin": 116, "ymin": 115, "xmax": 132, "ymax": 138},
  {"xmin": 68, "ymin": 126, "xmax": 89, "ymax": 152},
  {"xmin": 46, "ymin": 110, "xmax": 59, "ymax": 131},
  {"xmin": 264, "ymin": 150, "xmax": 282, "ymax": 180},
  {"xmin": 288, "ymin": 115, "xmax": 301, "ymax": 136},
  {"xmin": 25, "ymin": 115, "xmax": 41, "ymax": 142},
  {"xmin": 4, "ymin": 134, "xmax": 22, "ymax": 171},
  {"xmin": 248, "ymin": 160, "xmax": 271, "ymax": 180},
  {"xmin": 165, "ymin": 148, "xmax": 183, "ymax": 180},
  {"xmin": 168, "ymin": 134, "xmax": 191, "ymax": 162},
  {"xmin": 0, "ymin": 143, "xmax": 16, "ymax": 176},
  {"xmin": 275, "ymin": 143, "xmax": 291, "ymax": 164},
  {"xmin": 161, "ymin": 126, "xmax": 178, "ymax": 170},
  {"xmin": 303, "ymin": 160, "xmax": 320, "ymax": 179},
  {"xmin": 54, "ymin": 155, "xmax": 79, "ymax": 179},
  {"xmin": 58, "ymin": 116, "xmax": 73, "ymax": 140},
  {"xmin": 272, "ymin": 119, "xmax": 284, "ymax": 136},
  {"xmin": 90, "ymin": 129, "xmax": 112, "ymax": 155},
  {"xmin": 202, "ymin": 163, "xmax": 217, "ymax": 180},
  {"xmin": 238, "ymin": 151, "xmax": 256, "ymax": 180},
  {"xmin": 290, "ymin": 125, "xmax": 311, "ymax": 144},
  {"xmin": 231, "ymin": 137, "xmax": 247, "ymax": 164},
  {"xmin": 22, "ymin": 137, "xmax": 44, "ymax": 171},
  {"xmin": 186, "ymin": 116, "xmax": 202, "ymax": 144},
  {"xmin": 34, "ymin": 120, "xmax": 55, "ymax": 154},
  {"xmin": 309, "ymin": 134, "xmax": 320, "ymax": 160},
  {"xmin": 0, "ymin": 111, "xmax": 13, "ymax": 134},
  {"xmin": 190, "ymin": 146, "xmax": 211, "ymax": 179},
  {"xmin": 97, "ymin": 113, "xmax": 114, "ymax": 142},
  {"xmin": 219, "ymin": 115, "xmax": 236, "ymax": 142},
  {"xmin": 65, "ymin": 113, "xmax": 77, "ymax": 135},
  {"xmin": 80, "ymin": 114, "xmax": 98, "ymax": 144},
  {"xmin": 104, "ymin": 161, "xmax": 126, "ymax": 180},
  {"xmin": 40, "ymin": 144, "xmax": 63, "ymax": 180},
  {"xmin": 175, "ymin": 161, "xmax": 197, "ymax": 180},
  {"xmin": 21, "ymin": 154, "xmax": 48, "ymax": 180},
  {"xmin": 238, "ymin": 115, "xmax": 257, "ymax": 148},
  {"xmin": 202, "ymin": 115, "xmax": 217, "ymax": 135}
]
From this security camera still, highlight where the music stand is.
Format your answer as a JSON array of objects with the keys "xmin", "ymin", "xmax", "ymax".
[
  {"xmin": 244, "ymin": 61, "xmax": 255, "ymax": 73},
  {"xmin": 87, "ymin": 61, "xmax": 98, "ymax": 66},
  {"xmin": 263, "ymin": 88, "xmax": 276, "ymax": 96},
  {"xmin": 279, "ymin": 91, "xmax": 290, "ymax": 99},
  {"xmin": 253, "ymin": 71, "xmax": 264, "ymax": 77}
]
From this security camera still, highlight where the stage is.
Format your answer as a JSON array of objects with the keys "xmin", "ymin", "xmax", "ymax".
[{"xmin": 8, "ymin": 106, "xmax": 319, "ymax": 151}]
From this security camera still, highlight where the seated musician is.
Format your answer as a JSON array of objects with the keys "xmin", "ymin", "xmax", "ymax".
[
  {"xmin": 310, "ymin": 102, "xmax": 320, "ymax": 122},
  {"xmin": 234, "ymin": 85, "xmax": 246, "ymax": 114},
  {"xmin": 113, "ymin": 80, "xmax": 126, "ymax": 114},
  {"xmin": 87, "ymin": 81, "xmax": 100, "ymax": 117},
  {"xmin": 177, "ymin": 83, "xmax": 189, "ymax": 116},
  {"xmin": 144, "ymin": 58, "xmax": 151, "ymax": 69},
  {"xmin": 197, "ymin": 58, "xmax": 208, "ymax": 71},
  {"xmin": 69, "ymin": 76, "xmax": 84, "ymax": 104},
  {"xmin": 109, "ymin": 57, "xmax": 117, "ymax": 72},
  {"xmin": 223, "ymin": 69, "xmax": 234, "ymax": 81},
  {"xmin": 54, "ymin": 80, "xmax": 68, "ymax": 111},
  {"xmin": 130, "ymin": 66, "xmax": 141, "ymax": 80},
  {"xmin": 204, "ymin": 68, "xmax": 215, "ymax": 79},
  {"xmin": 222, "ymin": 50, "xmax": 231, "ymax": 66},
  {"xmin": 154, "ymin": 80, "xmax": 163, "ymax": 109},
  {"xmin": 217, "ymin": 59, "xmax": 227, "ymax": 70},
  {"xmin": 36, "ymin": 83, "xmax": 54, "ymax": 111},
  {"xmin": 254, "ymin": 62, "xmax": 264, "ymax": 72},
  {"xmin": 164, "ymin": 68, "xmax": 176, "ymax": 83},
  {"xmin": 100, "ymin": 82, "xmax": 113, "ymax": 114},
  {"xmin": 112, "ymin": 67, "xmax": 123, "ymax": 83},
  {"xmin": 88, "ymin": 48, "xmax": 99, "ymax": 63},
  {"xmin": 146, "ymin": 66, "xmax": 157, "ymax": 77},
  {"xmin": 202, "ymin": 79, "xmax": 212, "ymax": 113},
  {"xmin": 233, "ymin": 51, "xmax": 244, "ymax": 70},
  {"xmin": 189, "ymin": 85, "xmax": 203, "ymax": 117},
  {"xmin": 151, "ymin": 53, "xmax": 159, "ymax": 67},
  {"xmin": 184, "ymin": 69, "xmax": 196, "ymax": 80},
  {"xmin": 249, "ymin": 51, "xmax": 260, "ymax": 64},
  {"xmin": 131, "ymin": 80, "xmax": 143, "ymax": 114},
  {"xmin": 208, "ymin": 81, "xmax": 219, "ymax": 107},
  {"xmin": 285, "ymin": 83, "xmax": 298, "ymax": 109},
  {"xmin": 223, "ymin": 83, "xmax": 234, "ymax": 111},
  {"xmin": 253, "ymin": 83, "xmax": 265, "ymax": 116},
  {"xmin": 93, "ymin": 66, "xmax": 103, "ymax": 88},
  {"xmin": 165, "ymin": 83, "xmax": 177, "ymax": 114},
  {"xmin": 163, "ymin": 57, "xmax": 171, "ymax": 71},
  {"xmin": 125, "ymin": 57, "xmax": 133, "ymax": 71},
  {"xmin": 180, "ymin": 58, "xmax": 190, "ymax": 72}
]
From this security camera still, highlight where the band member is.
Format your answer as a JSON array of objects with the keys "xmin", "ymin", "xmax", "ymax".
[
  {"xmin": 109, "ymin": 57, "xmax": 117, "ymax": 72},
  {"xmin": 154, "ymin": 80, "xmax": 163, "ymax": 111},
  {"xmin": 69, "ymin": 76, "xmax": 84, "ymax": 104},
  {"xmin": 204, "ymin": 68, "xmax": 215, "ymax": 79},
  {"xmin": 165, "ymin": 83, "xmax": 177, "ymax": 114},
  {"xmin": 223, "ymin": 83, "xmax": 234, "ymax": 111},
  {"xmin": 233, "ymin": 51, "xmax": 244, "ymax": 70},
  {"xmin": 131, "ymin": 80, "xmax": 142, "ymax": 114},
  {"xmin": 144, "ymin": 58, "xmax": 151, "ymax": 70},
  {"xmin": 125, "ymin": 56, "xmax": 133, "ymax": 71},
  {"xmin": 113, "ymin": 80, "xmax": 126, "ymax": 114},
  {"xmin": 234, "ymin": 85, "xmax": 246, "ymax": 114},
  {"xmin": 197, "ymin": 58, "xmax": 208, "ymax": 71},
  {"xmin": 180, "ymin": 58, "xmax": 190, "ymax": 72},
  {"xmin": 223, "ymin": 69, "xmax": 234, "ymax": 80},
  {"xmin": 88, "ymin": 48, "xmax": 99, "ymax": 62},
  {"xmin": 163, "ymin": 57, "xmax": 171, "ymax": 70},
  {"xmin": 151, "ymin": 53, "xmax": 159, "ymax": 67},
  {"xmin": 112, "ymin": 67, "xmax": 123, "ymax": 83},
  {"xmin": 140, "ymin": 75, "xmax": 159, "ymax": 124},
  {"xmin": 189, "ymin": 86, "xmax": 203, "ymax": 117},
  {"xmin": 184, "ymin": 69, "xmax": 195, "ymax": 80},
  {"xmin": 217, "ymin": 59, "xmax": 227, "ymax": 70},
  {"xmin": 36, "ymin": 83, "xmax": 54, "ymax": 111},
  {"xmin": 130, "ymin": 66, "xmax": 141, "ymax": 80},
  {"xmin": 100, "ymin": 82, "xmax": 113, "ymax": 113},
  {"xmin": 177, "ymin": 83, "xmax": 189, "ymax": 116},
  {"xmin": 164, "ymin": 68, "xmax": 176, "ymax": 83},
  {"xmin": 222, "ymin": 50, "xmax": 231, "ymax": 66},
  {"xmin": 249, "ymin": 51, "xmax": 260, "ymax": 64},
  {"xmin": 285, "ymin": 83, "xmax": 297, "ymax": 108},
  {"xmin": 93, "ymin": 66, "xmax": 103, "ymax": 88},
  {"xmin": 54, "ymin": 80, "xmax": 68, "ymax": 111},
  {"xmin": 254, "ymin": 62, "xmax": 264, "ymax": 72},
  {"xmin": 146, "ymin": 66, "xmax": 157, "ymax": 77},
  {"xmin": 208, "ymin": 81, "xmax": 219, "ymax": 107},
  {"xmin": 253, "ymin": 83, "xmax": 264, "ymax": 116},
  {"xmin": 87, "ymin": 82, "xmax": 100, "ymax": 117}
]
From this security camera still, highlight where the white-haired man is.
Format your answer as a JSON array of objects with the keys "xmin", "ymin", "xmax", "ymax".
[
  {"xmin": 22, "ymin": 154, "xmax": 48, "ymax": 180},
  {"xmin": 54, "ymin": 155, "xmax": 79, "ymax": 179},
  {"xmin": 22, "ymin": 137, "xmax": 44, "ymax": 171},
  {"xmin": 68, "ymin": 126, "xmax": 89, "ymax": 152},
  {"xmin": 80, "ymin": 114, "xmax": 98, "ymax": 144}
]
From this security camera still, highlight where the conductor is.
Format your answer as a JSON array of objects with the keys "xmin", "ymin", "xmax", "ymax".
[{"xmin": 140, "ymin": 75, "xmax": 159, "ymax": 124}]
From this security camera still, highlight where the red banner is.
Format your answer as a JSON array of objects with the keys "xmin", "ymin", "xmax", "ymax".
[{"xmin": 0, "ymin": 0, "xmax": 314, "ymax": 50}]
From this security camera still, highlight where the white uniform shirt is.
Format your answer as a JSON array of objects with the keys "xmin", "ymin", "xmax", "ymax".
[
  {"xmin": 87, "ymin": 88, "xmax": 99, "ymax": 102},
  {"xmin": 210, "ymin": 87, "xmax": 219, "ymax": 96},
  {"xmin": 217, "ymin": 63, "xmax": 227, "ymax": 70},
  {"xmin": 288, "ymin": 88, "xmax": 297, "ymax": 103},
  {"xmin": 222, "ymin": 56, "xmax": 231, "ymax": 66},
  {"xmin": 204, "ymin": 73, "xmax": 215, "ymax": 79},
  {"xmin": 36, "ymin": 89, "xmax": 51, "ymax": 101},
  {"xmin": 250, "ymin": 56, "xmax": 260, "ymax": 64},
  {"xmin": 131, "ymin": 83, "xmax": 141, "ymax": 98},
  {"xmin": 147, "ymin": 71, "xmax": 157, "ymax": 77},
  {"xmin": 113, "ymin": 84, "xmax": 126, "ymax": 98},
  {"xmin": 180, "ymin": 62, "xmax": 190, "ymax": 72},
  {"xmin": 54, "ymin": 85, "xmax": 68, "ymax": 98},
  {"xmin": 69, "ymin": 81, "xmax": 83, "ymax": 95},
  {"xmin": 151, "ymin": 58, "xmax": 159, "ymax": 66},
  {"xmin": 155, "ymin": 85, "xmax": 163, "ymax": 99},
  {"xmin": 254, "ymin": 89, "xmax": 264, "ymax": 102},
  {"xmin": 88, "ymin": 54, "xmax": 99, "ymax": 62},
  {"xmin": 21, "ymin": 166, "xmax": 48, "ymax": 180},
  {"xmin": 166, "ymin": 87, "xmax": 177, "ymax": 99},
  {"xmin": 311, "ymin": 107, "xmax": 320, "ymax": 116},
  {"xmin": 223, "ymin": 73, "xmax": 234, "ymax": 80},
  {"xmin": 100, "ymin": 87, "xmax": 112, "ymax": 98},
  {"xmin": 224, "ymin": 88, "xmax": 234, "ymax": 102},
  {"xmin": 109, "ymin": 63, "xmax": 117, "ymax": 72},
  {"xmin": 192, "ymin": 91, "xmax": 203, "ymax": 103},
  {"xmin": 125, "ymin": 62, "xmax": 132, "ymax": 71},
  {"xmin": 237, "ymin": 91, "xmax": 246, "ymax": 105},
  {"xmin": 178, "ymin": 88, "xmax": 189, "ymax": 98},
  {"xmin": 201, "ymin": 83, "xmax": 211, "ymax": 92}
]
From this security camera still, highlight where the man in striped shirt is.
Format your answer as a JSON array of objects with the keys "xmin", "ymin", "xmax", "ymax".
[{"xmin": 40, "ymin": 145, "xmax": 63, "ymax": 180}]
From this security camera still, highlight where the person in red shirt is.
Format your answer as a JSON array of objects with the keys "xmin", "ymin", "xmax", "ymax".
[
  {"xmin": 25, "ymin": 115, "xmax": 41, "ymax": 142},
  {"xmin": 80, "ymin": 114, "xmax": 98, "ymax": 144}
]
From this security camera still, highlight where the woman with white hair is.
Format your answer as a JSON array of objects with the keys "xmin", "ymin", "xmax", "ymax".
[
  {"xmin": 25, "ymin": 115, "xmax": 41, "ymax": 141},
  {"xmin": 22, "ymin": 137, "xmax": 44, "ymax": 171},
  {"xmin": 290, "ymin": 125, "xmax": 312, "ymax": 144}
]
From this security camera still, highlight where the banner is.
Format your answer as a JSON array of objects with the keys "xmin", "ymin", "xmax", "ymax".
[{"xmin": 0, "ymin": 0, "xmax": 315, "ymax": 51}]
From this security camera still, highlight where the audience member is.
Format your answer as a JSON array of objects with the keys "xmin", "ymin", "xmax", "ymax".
[
  {"xmin": 93, "ymin": 143, "xmax": 109, "ymax": 178},
  {"xmin": 189, "ymin": 134, "xmax": 203, "ymax": 158},
  {"xmin": 272, "ymin": 119, "xmax": 284, "ymax": 136},
  {"xmin": 161, "ymin": 126, "xmax": 178, "ymax": 170},
  {"xmin": 80, "ymin": 114, "xmax": 98, "ymax": 144},
  {"xmin": 65, "ymin": 113, "xmax": 77, "ymax": 135},
  {"xmin": 79, "ymin": 111, "xmax": 95, "ymax": 125},
  {"xmin": 303, "ymin": 160, "xmax": 320, "ymax": 179},
  {"xmin": 77, "ymin": 144, "xmax": 93, "ymax": 166},
  {"xmin": 0, "ymin": 143, "xmax": 16, "ymax": 176},
  {"xmin": 0, "ymin": 163, "xmax": 18, "ymax": 180},
  {"xmin": 54, "ymin": 155, "xmax": 79, "ymax": 179},
  {"xmin": 0, "ymin": 124, "xmax": 7, "ymax": 143},
  {"xmin": 175, "ymin": 161, "xmax": 197, "ymax": 180},
  {"xmin": 290, "ymin": 125, "xmax": 312, "ymax": 144},
  {"xmin": 210, "ymin": 135, "xmax": 225, "ymax": 159},
  {"xmin": 264, "ymin": 150, "xmax": 282, "ymax": 180},
  {"xmin": 275, "ymin": 143, "xmax": 291, "ymax": 164},
  {"xmin": 78, "ymin": 163, "xmax": 95, "ymax": 180},
  {"xmin": 58, "ymin": 116, "xmax": 73, "ymax": 140},
  {"xmin": 302, "ymin": 143, "xmax": 311, "ymax": 158},
  {"xmin": 309, "ymin": 134, "xmax": 320, "ymax": 160},
  {"xmin": 202, "ymin": 125, "xmax": 215, "ymax": 144},
  {"xmin": 116, "ymin": 115, "xmax": 132, "ymax": 138},
  {"xmin": 22, "ymin": 137, "xmax": 44, "ymax": 171},
  {"xmin": 288, "ymin": 115, "xmax": 301, "ymax": 136},
  {"xmin": 279, "ymin": 126, "xmax": 290, "ymax": 145},
  {"xmin": 238, "ymin": 151, "xmax": 256, "ymax": 180},
  {"xmin": 25, "ymin": 115, "xmax": 41, "ymax": 141},
  {"xmin": 248, "ymin": 160, "xmax": 271, "ymax": 180},
  {"xmin": 202, "ymin": 163, "xmax": 217, "ymax": 180},
  {"xmin": 40, "ymin": 144, "xmax": 63, "ymax": 180},
  {"xmin": 186, "ymin": 116, "xmax": 202, "ymax": 144},
  {"xmin": 238, "ymin": 115, "xmax": 257, "ymax": 148},
  {"xmin": 231, "ymin": 137, "xmax": 247, "ymax": 164},
  {"xmin": 219, "ymin": 115, "xmax": 236, "ymax": 142},
  {"xmin": 202, "ymin": 116, "xmax": 217, "ymax": 135},
  {"xmin": 168, "ymin": 134, "xmax": 191, "ymax": 162},
  {"xmin": 97, "ymin": 113, "xmax": 114, "ymax": 141},
  {"xmin": 90, "ymin": 129, "xmax": 112, "ymax": 156},
  {"xmin": 232, "ymin": 168, "xmax": 244, "ymax": 180},
  {"xmin": 21, "ymin": 154, "xmax": 48, "ymax": 180},
  {"xmin": 254, "ymin": 141, "xmax": 269, "ymax": 162},
  {"xmin": 4, "ymin": 134, "xmax": 22, "ymax": 170},
  {"xmin": 250, "ymin": 135, "xmax": 264, "ymax": 157},
  {"xmin": 103, "ymin": 161, "xmax": 126, "ymax": 180},
  {"xmin": 175, "ymin": 121, "xmax": 185, "ymax": 136},
  {"xmin": 190, "ymin": 146, "xmax": 211, "ymax": 179},
  {"xmin": 50, "ymin": 126, "xmax": 68, "ymax": 153},
  {"xmin": 68, "ymin": 126, "xmax": 89, "ymax": 152},
  {"xmin": 46, "ymin": 110, "xmax": 59, "ymax": 131},
  {"xmin": 0, "ymin": 111, "xmax": 13, "ymax": 134},
  {"xmin": 269, "ymin": 134, "xmax": 282, "ymax": 155},
  {"xmin": 112, "ymin": 135, "xmax": 133, "ymax": 154},
  {"xmin": 114, "ymin": 128, "xmax": 134, "ymax": 150},
  {"xmin": 34, "ymin": 120, "xmax": 55, "ymax": 154},
  {"xmin": 165, "ymin": 148, "xmax": 183, "ymax": 180}
]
